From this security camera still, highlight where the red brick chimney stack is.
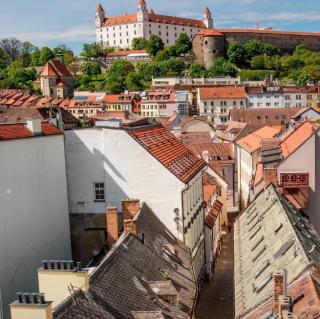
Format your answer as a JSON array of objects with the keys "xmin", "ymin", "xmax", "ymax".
[
  {"xmin": 123, "ymin": 219, "xmax": 137, "ymax": 236},
  {"xmin": 264, "ymin": 168, "xmax": 278, "ymax": 188},
  {"xmin": 273, "ymin": 272, "xmax": 284, "ymax": 315},
  {"xmin": 106, "ymin": 207, "xmax": 119, "ymax": 248},
  {"xmin": 122, "ymin": 199, "xmax": 140, "ymax": 221}
]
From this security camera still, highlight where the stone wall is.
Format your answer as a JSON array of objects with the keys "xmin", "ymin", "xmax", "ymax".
[{"xmin": 193, "ymin": 30, "xmax": 320, "ymax": 68}]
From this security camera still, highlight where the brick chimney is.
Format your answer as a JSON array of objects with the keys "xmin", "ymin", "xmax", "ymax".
[
  {"xmin": 38, "ymin": 260, "xmax": 89, "ymax": 308},
  {"xmin": 106, "ymin": 206, "xmax": 119, "ymax": 248},
  {"xmin": 124, "ymin": 219, "xmax": 137, "ymax": 236},
  {"xmin": 10, "ymin": 292, "xmax": 53, "ymax": 319},
  {"xmin": 122, "ymin": 199, "xmax": 140, "ymax": 221},
  {"xmin": 273, "ymin": 272, "xmax": 284, "ymax": 315},
  {"xmin": 264, "ymin": 168, "xmax": 278, "ymax": 188}
]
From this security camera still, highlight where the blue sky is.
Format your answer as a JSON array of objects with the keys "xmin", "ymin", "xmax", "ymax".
[{"xmin": 0, "ymin": 0, "xmax": 319, "ymax": 54}]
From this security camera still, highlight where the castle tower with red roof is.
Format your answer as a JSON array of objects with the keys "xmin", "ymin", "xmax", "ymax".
[
  {"xmin": 40, "ymin": 60, "xmax": 74, "ymax": 99},
  {"xmin": 95, "ymin": 1, "xmax": 211, "ymax": 49}
]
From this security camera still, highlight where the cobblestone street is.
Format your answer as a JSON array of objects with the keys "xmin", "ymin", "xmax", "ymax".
[{"xmin": 195, "ymin": 229, "xmax": 234, "ymax": 319}]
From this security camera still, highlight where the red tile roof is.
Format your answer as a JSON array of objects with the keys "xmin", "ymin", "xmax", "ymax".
[
  {"xmin": 244, "ymin": 267, "xmax": 320, "ymax": 319},
  {"xmin": 102, "ymin": 12, "xmax": 206, "ymax": 28},
  {"xmin": 281, "ymin": 121, "xmax": 317, "ymax": 158},
  {"xmin": 128, "ymin": 125, "xmax": 206, "ymax": 183},
  {"xmin": 282, "ymin": 187, "xmax": 309, "ymax": 209},
  {"xmin": 181, "ymin": 132, "xmax": 212, "ymax": 144},
  {"xmin": 199, "ymin": 87, "xmax": 246, "ymax": 100},
  {"xmin": 237, "ymin": 125, "xmax": 282, "ymax": 153},
  {"xmin": 205, "ymin": 200, "xmax": 222, "ymax": 228},
  {"xmin": 197, "ymin": 29, "xmax": 224, "ymax": 36},
  {"xmin": 188, "ymin": 143, "xmax": 234, "ymax": 162},
  {"xmin": 0, "ymin": 122, "xmax": 61, "ymax": 141},
  {"xmin": 41, "ymin": 60, "xmax": 73, "ymax": 77}
]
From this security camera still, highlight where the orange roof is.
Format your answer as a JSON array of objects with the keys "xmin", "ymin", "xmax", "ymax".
[
  {"xmin": 199, "ymin": 87, "xmax": 246, "ymax": 100},
  {"xmin": 205, "ymin": 200, "xmax": 222, "ymax": 228},
  {"xmin": 237, "ymin": 125, "xmax": 282, "ymax": 153},
  {"xmin": 128, "ymin": 125, "xmax": 206, "ymax": 183},
  {"xmin": 197, "ymin": 29, "xmax": 223, "ymax": 36},
  {"xmin": 55, "ymin": 79, "xmax": 66, "ymax": 87},
  {"xmin": 102, "ymin": 11, "xmax": 206, "ymax": 28},
  {"xmin": 281, "ymin": 121, "xmax": 317, "ymax": 158},
  {"xmin": 103, "ymin": 14, "xmax": 137, "ymax": 26},
  {"xmin": 41, "ymin": 60, "xmax": 73, "ymax": 77},
  {"xmin": 0, "ymin": 122, "xmax": 61, "ymax": 140},
  {"xmin": 106, "ymin": 49, "xmax": 147, "ymax": 57}
]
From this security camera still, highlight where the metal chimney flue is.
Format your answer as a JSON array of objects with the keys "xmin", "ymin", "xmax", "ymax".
[
  {"xmin": 42, "ymin": 260, "xmax": 48, "ymax": 270},
  {"xmin": 16, "ymin": 292, "xmax": 23, "ymax": 303},
  {"xmin": 38, "ymin": 293, "xmax": 45, "ymax": 304},
  {"xmin": 31, "ymin": 293, "xmax": 38, "ymax": 304},
  {"xmin": 23, "ymin": 293, "xmax": 30, "ymax": 304}
]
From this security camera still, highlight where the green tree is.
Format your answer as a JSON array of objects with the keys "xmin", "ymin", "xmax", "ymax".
[
  {"xmin": 161, "ymin": 58, "xmax": 185, "ymax": 76},
  {"xmin": 174, "ymin": 33, "xmax": 192, "ymax": 55},
  {"xmin": 227, "ymin": 41, "xmax": 247, "ymax": 66},
  {"xmin": 105, "ymin": 59, "xmax": 134, "ymax": 93},
  {"xmin": 188, "ymin": 63, "xmax": 206, "ymax": 77},
  {"xmin": 81, "ymin": 43, "xmax": 105, "ymax": 58},
  {"xmin": 39, "ymin": 47, "xmax": 55, "ymax": 65},
  {"xmin": 81, "ymin": 61, "xmax": 101, "ymax": 78},
  {"xmin": 136, "ymin": 63, "xmax": 162, "ymax": 83},
  {"xmin": 31, "ymin": 47, "xmax": 41, "ymax": 66},
  {"xmin": 154, "ymin": 49, "xmax": 170, "ymax": 62},
  {"xmin": 20, "ymin": 42, "xmax": 34, "ymax": 67},
  {"xmin": 0, "ymin": 48, "xmax": 6, "ymax": 69},
  {"xmin": 132, "ymin": 37, "xmax": 149, "ymax": 50},
  {"xmin": 125, "ymin": 72, "xmax": 145, "ymax": 91},
  {"xmin": 146, "ymin": 35, "xmax": 164, "ymax": 57},
  {"xmin": 250, "ymin": 55, "xmax": 266, "ymax": 69},
  {"xmin": 207, "ymin": 57, "xmax": 237, "ymax": 77}
]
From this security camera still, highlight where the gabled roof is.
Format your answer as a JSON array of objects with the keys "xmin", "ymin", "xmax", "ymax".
[
  {"xmin": 181, "ymin": 131, "xmax": 212, "ymax": 144},
  {"xmin": 237, "ymin": 125, "xmax": 282, "ymax": 153},
  {"xmin": 199, "ymin": 87, "xmax": 246, "ymax": 100},
  {"xmin": 41, "ymin": 60, "xmax": 73, "ymax": 77},
  {"xmin": 187, "ymin": 143, "xmax": 234, "ymax": 162},
  {"xmin": 0, "ymin": 122, "xmax": 61, "ymax": 140},
  {"xmin": 234, "ymin": 184, "xmax": 320, "ymax": 318},
  {"xmin": 54, "ymin": 203, "xmax": 196, "ymax": 319},
  {"xmin": 280, "ymin": 121, "xmax": 317, "ymax": 159},
  {"xmin": 127, "ymin": 125, "xmax": 206, "ymax": 183}
]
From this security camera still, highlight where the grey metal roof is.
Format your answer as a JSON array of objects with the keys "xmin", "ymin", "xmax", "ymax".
[
  {"xmin": 234, "ymin": 184, "xmax": 320, "ymax": 318},
  {"xmin": 54, "ymin": 204, "xmax": 196, "ymax": 319}
]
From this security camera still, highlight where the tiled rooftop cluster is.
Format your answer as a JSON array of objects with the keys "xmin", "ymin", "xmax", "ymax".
[
  {"xmin": 128, "ymin": 125, "xmax": 205, "ymax": 182},
  {"xmin": 53, "ymin": 203, "xmax": 197, "ymax": 319},
  {"xmin": 234, "ymin": 184, "xmax": 320, "ymax": 318}
]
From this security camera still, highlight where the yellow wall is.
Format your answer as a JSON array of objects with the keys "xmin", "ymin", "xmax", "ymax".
[
  {"xmin": 38, "ymin": 270, "xmax": 89, "ymax": 308},
  {"xmin": 10, "ymin": 304, "xmax": 53, "ymax": 319}
]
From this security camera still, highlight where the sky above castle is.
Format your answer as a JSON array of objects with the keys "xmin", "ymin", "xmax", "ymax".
[{"xmin": 0, "ymin": 0, "xmax": 319, "ymax": 54}]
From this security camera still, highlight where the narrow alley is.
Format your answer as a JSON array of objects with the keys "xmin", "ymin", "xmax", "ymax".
[{"xmin": 195, "ymin": 229, "xmax": 234, "ymax": 319}]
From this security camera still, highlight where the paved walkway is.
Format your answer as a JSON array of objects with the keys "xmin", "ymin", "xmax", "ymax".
[{"xmin": 195, "ymin": 229, "xmax": 234, "ymax": 319}]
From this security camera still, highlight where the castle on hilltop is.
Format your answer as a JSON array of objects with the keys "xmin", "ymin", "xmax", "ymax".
[{"xmin": 95, "ymin": 0, "xmax": 212, "ymax": 49}]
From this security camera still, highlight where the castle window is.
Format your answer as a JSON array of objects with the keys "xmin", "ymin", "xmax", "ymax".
[
  {"xmin": 167, "ymin": 39, "xmax": 169, "ymax": 44},
  {"xmin": 183, "ymin": 28, "xmax": 185, "ymax": 31},
  {"xmin": 159, "ymin": 31, "xmax": 161, "ymax": 35},
  {"xmin": 166, "ymin": 32, "xmax": 169, "ymax": 36},
  {"xmin": 119, "ymin": 26, "xmax": 121, "ymax": 30},
  {"xmin": 159, "ymin": 25, "xmax": 161, "ymax": 28},
  {"xmin": 205, "ymin": 41, "xmax": 208, "ymax": 45},
  {"xmin": 134, "ymin": 30, "xmax": 137, "ymax": 35}
]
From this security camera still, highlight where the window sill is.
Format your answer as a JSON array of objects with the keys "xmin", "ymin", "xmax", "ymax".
[{"xmin": 94, "ymin": 200, "xmax": 105, "ymax": 203}]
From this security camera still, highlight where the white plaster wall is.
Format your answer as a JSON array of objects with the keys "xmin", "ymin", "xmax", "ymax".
[
  {"xmin": 0, "ymin": 135, "xmax": 71, "ymax": 319},
  {"xmin": 64, "ymin": 128, "xmax": 186, "ymax": 240},
  {"xmin": 278, "ymin": 135, "xmax": 318, "ymax": 227},
  {"xmin": 247, "ymin": 93, "xmax": 283, "ymax": 108}
]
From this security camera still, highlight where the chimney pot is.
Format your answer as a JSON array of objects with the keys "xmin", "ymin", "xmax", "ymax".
[
  {"xmin": 76, "ymin": 262, "xmax": 82, "ymax": 272},
  {"xmin": 23, "ymin": 293, "xmax": 31, "ymax": 304},
  {"xmin": 42, "ymin": 260, "xmax": 48, "ymax": 270},
  {"xmin": 55, "ymin": 261, "xmax": 61, "ymax": 270},
  {"xmin": 31, "ymin": 293, "xmax": 39, "ymax": 304},
  {"xmin": 49, "ymin": 260, "xmax": 55, "ymax": 270},
  {"xmin": 124, "ymin": 219, "xmax": 137, "ymax": 236},
  {"xmin": 16, "ymin": 292, "xmax": 23, "ymax": 304},
  {"xmin": 68, "ymin": 260, "xmax": 74, "ymax": 270},
  {"xmin": 122, "ymin": 199, "xmax": 140, "ymax": 221},
  {"xmin": 38, "ymin": 293, "xmax": 45, "ymax": 304},
  {"xmin": 62, "ymin": 260, "xmax": 68, "ymax": 270}
]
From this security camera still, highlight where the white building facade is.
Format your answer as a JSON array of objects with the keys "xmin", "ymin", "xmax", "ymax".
[
  {"xmin": 64, "ymin": 122, "xmax": 206, "ymax": 280},
  {"xmin": 95, "ymin": 0, "xmax": 212, "ymax": 49},
  {"xmin": 0, "ymin": 121, "xmax": 71, "ymax": 319}
]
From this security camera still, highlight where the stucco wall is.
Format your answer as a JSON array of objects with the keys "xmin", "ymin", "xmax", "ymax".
[{"xmin": 0, "ymin": 135, "xmax": 71, "ymax": 319}]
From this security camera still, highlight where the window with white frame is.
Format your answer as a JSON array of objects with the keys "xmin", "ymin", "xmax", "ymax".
[{"xmin": 94, "ymin": 183, "xmax": 105, "ymax": 201}]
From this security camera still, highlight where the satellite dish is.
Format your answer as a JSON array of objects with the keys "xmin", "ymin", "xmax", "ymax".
[
  {"xmin": 174, "ymin": 208, "xmax": 179, "ymax": 215},
  {"xmin": 174, "ymin": 216, "xmax": 179, "ymax": 223}
]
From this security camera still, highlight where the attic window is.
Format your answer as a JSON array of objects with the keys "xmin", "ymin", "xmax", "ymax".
[
  {"xmin": 247, "ymin": 214, "xmax": 258, "ymax": 226},
  {"xmin": 274, "ymin": 223, "xmax": 283, "ymax": 234},
  {"xmin": 249, "ymin": 218, "xmax": 260, "ymax": 232},
  {"xmin": 247, "ymin": 207, "xmax": 257, "ymax": 218},
  {"xmin": 254, "ymin": 261, "xmax": 270, "ymax": 279},
  {"xmin": 256, "ymin": 274, "xmax": 272, "ymax": 293},
  {"xmin": 252, "ymin": 245, "xmax": 266, "ymax": 262},
  {"xmin": 251, "ymin": 236, "xmax": 264, "ymax": 252},
  {"xmin": 250, "ymin": 226, "xmax": 261, "ymax": 240}
]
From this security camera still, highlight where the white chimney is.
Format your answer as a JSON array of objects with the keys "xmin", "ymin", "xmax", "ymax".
[
  {"xmin": 202, "ymin": 150, "xmax": 209, "ymax": 163},
  {"xmin": 26, "ymin": 118, "xmax": 42, "ymax": 135}
]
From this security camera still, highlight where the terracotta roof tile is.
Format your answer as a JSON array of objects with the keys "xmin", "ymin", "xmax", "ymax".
[
  {"xmin": 128, "ymin": 125, "xmax": 205, "ymax": 183},
  {"xmin": 181, "ymin": 131, "xmax": 212, "ymax": 144},
  {"xmin": 205, "ymin": 200, "xmax": 223, "ymax": 228},
  {"xmin": 103, "ymin": 14, "xmax": 137, "ymax": 26},
  {"xmin": 41, "ymin": 60, "xmax": 73, "ymax": 77},
  {"xmin": 237, "ymin": 125, "xmax": 282, "ymax": 153},
  {"xmin": 282, "ymin": 187, "xmax": 309, "ymax": 209},
  {"xmin": 188, "ymin": 143, "xmax": 234, "ymax": 161},
  {"xmin": 148, "ymin": 13, "xmax": 206, "ymax": 28},
  {"xmin": 281, "ymin": 121, "xmax": 317, "ymax": 158},
  {"xmin": 199, "ymin": 87, "xmax": 246, "ymax": 100},
  {"xmin": 0, "ymin": 122, "xmax": 61, "ymax": 140},
  {"xmin": 106, "ymin": 49, "xmax": 147, "ymax": 56}
]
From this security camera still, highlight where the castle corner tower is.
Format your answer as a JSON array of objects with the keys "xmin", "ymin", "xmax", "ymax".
[
  {"xmin": 96, "ymin": 3, "xmax": 105, "ymax": 28},
  {"xmin": 137, "ymin": 0, "xmax": 149, "ymax": 22},
  {"xmin": 203, "ymin": 7, "xmax": 213, "ymax": 29}
]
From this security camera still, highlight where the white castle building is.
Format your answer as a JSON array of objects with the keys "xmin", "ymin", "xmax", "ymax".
[{"xmin": 95, "ymin": 0, "xmax": 213, "ymax": 49}]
